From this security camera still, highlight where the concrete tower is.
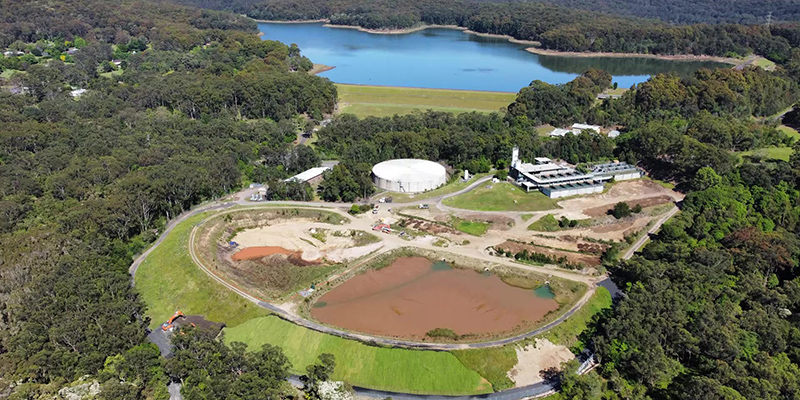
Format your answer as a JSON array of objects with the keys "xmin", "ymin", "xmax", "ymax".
[{"xmin": 511, "ymin": 146, "xmax": 519, "ymax": 168}]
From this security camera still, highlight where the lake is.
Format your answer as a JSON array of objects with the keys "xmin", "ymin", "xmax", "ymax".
[{"xmin": 259, "ymin": 22, "xmax": 727, "ymax": 92}]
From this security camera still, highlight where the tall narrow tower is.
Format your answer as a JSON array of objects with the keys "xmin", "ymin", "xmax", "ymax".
[{"xmin": 512, "ymin": 146, "xmax": 519, "ymax": 168}]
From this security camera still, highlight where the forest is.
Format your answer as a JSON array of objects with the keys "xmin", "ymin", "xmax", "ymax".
[
  {"xmin": 4, "ymin": 0, "xmax": 800, "ymax": 398},
  {"xmin": 0, "ymin": 0, "xmax": 336, "ymax": 398},
  {"xmin": 171, "ymin": 0, "xmax": 800, "ymax": 61},
  {"xmin": 170, "ymin": 0, "xmax": 800, "ymax": 25}
]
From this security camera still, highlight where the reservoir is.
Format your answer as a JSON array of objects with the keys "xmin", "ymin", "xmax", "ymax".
[
  {"xmin": 259, "ymin": 22, "xmax": 728, "ymax": 92},
  {"xmin": 311, "ymin": 256, "xmax": 559, "ymax": 339}
]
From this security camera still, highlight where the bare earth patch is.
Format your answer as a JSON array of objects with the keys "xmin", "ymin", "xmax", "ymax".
[
  {"xmin": 558, "ymin": 180, "xmax": 681, "ymax": 220},
  {"xmin": 507, "ymin": 339, "xmax": 574, "ymax": 387},
  {"xmin": 232, "ymin": 222, "xmax": 381, "ymax": 262},
  {"xmin": 496, "ymin": 240, "xmax": 602, "ymax": 267}
]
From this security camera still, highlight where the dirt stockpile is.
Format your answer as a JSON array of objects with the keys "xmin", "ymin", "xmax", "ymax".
[
  {"xmin": 311, "ymin": 257, "xmax": 559, "ymax": 339},
  {"xmin": 584, "ymin": 195, "xmax": 674, "ymax": 218},
  {"xmin": 496, "ymin": 240, "xmax": 601, "ymax": 267}
]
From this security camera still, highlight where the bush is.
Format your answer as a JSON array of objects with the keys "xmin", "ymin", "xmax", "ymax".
[
  {"xmin": 611, "ymin": 202, "xmax": 632, "ymax": 219},
  {"xmin": 632, "ymin": 203, "xmax": 642, "ymax": 213},
  {"xmin": 495, "ymin": 170, "xmax": 508, "ymax": 181},
  {"xmin": 426, "ymin": 328, "xmax": 459, "ymax": 339}
]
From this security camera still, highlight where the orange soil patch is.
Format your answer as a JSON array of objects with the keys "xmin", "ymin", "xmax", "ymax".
[
  {"xmin": 232, "ymin": 246, "xmax": 298, "ymax": 261},
  {"xmin": 497, "ymin": 240, "xmax": 601, "ymax": 267},
  {"xmin": 584, "ymin": 195, "xmax": 673, "ymax": 218},
  {"xmin": 311, "ymin": 257, "xmax": 558, "ymax": 339}
]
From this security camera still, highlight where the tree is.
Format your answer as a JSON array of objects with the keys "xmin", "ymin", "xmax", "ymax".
[
  {"xmin": 612, "ymin": 202, "xmax": 632, "ymax": 219},
  {"xmin": 300, "ymin": 353, "xmax": 336, "ymax": 400}
]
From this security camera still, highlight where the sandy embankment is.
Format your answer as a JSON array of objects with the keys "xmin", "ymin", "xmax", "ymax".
[
  {"xmin": 231, "ymin": 222, "xmax": 382, "ymax": 262},
  {"xmin": 525, "ymin": 47, "xmax": 742, "ymax": 65},
  {"xmin": 508, "ymin": 339, "xmax": 574, "ymax": 387}
]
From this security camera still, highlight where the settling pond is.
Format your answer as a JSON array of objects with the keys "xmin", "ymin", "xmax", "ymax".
[
  {"xmin": 311, "ymin": 256, "xmax": 559, "ymax": 339},
  {"xmin": 260, "ymin": 22, "xmax": 728, "ymax": 92}
]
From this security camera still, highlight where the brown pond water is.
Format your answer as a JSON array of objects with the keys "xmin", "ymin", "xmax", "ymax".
[
  {"xmin": 232, "ymin": 246, "xmax": 298, "ymax": 261},
  {"xmin": 311, "ymin": 256, "xmax": 559, "ymax": 338}
]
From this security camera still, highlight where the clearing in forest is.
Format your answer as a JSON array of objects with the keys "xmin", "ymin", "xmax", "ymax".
[{"xmin": 336, "ymin": 84, "xmax": 516, "ymax": 118}]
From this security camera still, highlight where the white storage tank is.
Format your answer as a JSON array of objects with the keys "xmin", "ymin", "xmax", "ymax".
[{"xmin": 372, "ymin": 159, "xmax": 447, "ymax": 193}]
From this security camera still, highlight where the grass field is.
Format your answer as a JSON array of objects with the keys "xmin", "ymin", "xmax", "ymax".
[
  {"xmin": 100, "ymin": 69, "xmax": 123, "ymax": 78},
  {"xmin": 780, "ymin": 125, "xmax": 800, "ymax": 142},
  {"xmin": 336, "ymin": 84, "xmax": 516, "ymax": 118},
  {"xmin": 224, "ymin": 316, "xmax": 492, "ymax": 395},
  {"xmin": 452, "ymin": 217, "xmax": 490, "ymax": 236},
  {"xmin": 738, "ymin": 146, "xmax": 794, "ymax": 162},
  {"xmin": 135, "ymin": 213, "xmax": 268, "ymax": 329},
  {"xmin": 541, "ymin": 287, "xmax": 612, "ymax": 349},
  {"xmin": 390, "ymin": 173, "xmax": 491, "ymax": 203},
  {"xmin": 444, "ymin": 182, "xmax": 560, "ymax": 212},
  {"xmin": 452, "ymin": 346, "xmax": 518, "ymax": 391}
]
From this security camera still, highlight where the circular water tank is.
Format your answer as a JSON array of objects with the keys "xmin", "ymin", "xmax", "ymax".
[{"xmin": 372, "ymin": 159, "xmax": 447, "ymax": 193}]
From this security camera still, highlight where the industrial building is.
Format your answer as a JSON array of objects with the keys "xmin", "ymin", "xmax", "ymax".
[
  {"xmin": 372, "ymin": 159, "xmax": 447, "ymax": 193},
  {"xmin": 509, "ymin": 147, "xmax": 643, "ymax": 198},
  {"xmin": 549, "ymin": 123, "xmax": 602, "ymax": 137},
  {"xmin": 285, "ymin": 166, "xmax": 331, "ymax": 185}
]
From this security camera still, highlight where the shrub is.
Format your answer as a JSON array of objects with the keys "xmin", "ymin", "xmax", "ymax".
[{"xmin": 611, "ymin": 202, "xmax": 632, "ymax": 219}]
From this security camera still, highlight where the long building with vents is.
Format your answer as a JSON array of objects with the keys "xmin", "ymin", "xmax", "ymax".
[{"xmin": 509, "ymin": 147, "xmax": 643, "ymax": 198}]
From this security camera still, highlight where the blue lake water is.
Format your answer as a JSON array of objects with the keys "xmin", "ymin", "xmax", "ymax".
[{"xmin": 259, "ymin": 22, "xmax": 727, "ymax": 92}]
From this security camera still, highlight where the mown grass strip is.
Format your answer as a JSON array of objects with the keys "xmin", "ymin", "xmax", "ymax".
[
  {"xmin": 224, "ymin": 316, "xmax": 493, "ymax": 395},
  {"xmin": 444, "ymin": 182, "xmax": 560, "ymax": 212}
]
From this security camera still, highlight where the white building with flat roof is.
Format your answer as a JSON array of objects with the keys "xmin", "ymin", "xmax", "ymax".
[{"xmin": 284, "ymin": 166, "xmax": 331, "ymax": 184}]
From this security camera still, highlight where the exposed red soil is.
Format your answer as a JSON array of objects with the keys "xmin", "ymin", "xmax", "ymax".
[
  {"xmin": 584, "ymin": 195, "xmax": 673, "ymax": 217},
  {"xmin": 232, "ymin": 246, "xmax": 298, "ymax": 261},
  {"xmin": 311, "ymin": 257, "xmax": 558, "ymax": 338},
  {"xmin": 591, "ymin": 220, "xmax": 635, "ymax": 233},
  {"xmin": 497, "ymin": 240, "xmax": 602, "ymax": 266}
]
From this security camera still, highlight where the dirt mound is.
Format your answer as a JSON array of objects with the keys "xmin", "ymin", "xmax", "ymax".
[
  {"xmin": 584, "ymin": 195, "xmax": 673, "ymax": 217},
  {"xmin": 401, "ymin": 218, "xmax": 460, "ymax": 235},
  {"xmin": 496, "ymin": 240, "xmax": 601, "ymax": 267}
]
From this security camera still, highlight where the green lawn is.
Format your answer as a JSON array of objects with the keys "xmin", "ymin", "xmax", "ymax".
[
  {"xmin": 541, "ymin": 287, "xmax": 612, "ymax": 349},
  {"xmin": 527, "ymin": 214, "xmax": 561, "ymax": 231},
  {"xmin": 135, "ymin": 213, "xmax": 268, "ymax": 329},
  {"xmin": 444, "ymin": 182, "xmax": 560, "ymax": 212},
  {"xmin": 336, "ymin": 84, "xmax": 516, "ymax": 118},
  {"xmin": 0, "ymin": 69, "xmax": 24, "ymax": 79},
  {"xmin": 452, "ymin": 346, "xmax": 518, "ymax": 391},
  {"xmin": 100, "ymin": 69, "xmax": 123, "ymax": 78},
  {"xmin": 390, "ymin": 173, "xmax": 491, "ymax": 203},
  {"xmin": 535, "ymin": 124, "xmax": 555, "ymax": 137},
  {"xmin": 737, "ymin": 146, "xmax": 794, "ymax": 162},
  {"xmin": 452, "ymin": 217, "xmax": 490, "ymax": 236},
  {"xmin": 224, "ymin": 316, "xmax": 493, "ymax": 395},
  {"xmin": 779, "ymin": 125, "xmax": 800, "ymax": 142}
]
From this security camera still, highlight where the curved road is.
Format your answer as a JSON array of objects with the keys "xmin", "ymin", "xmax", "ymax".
[{"xmin": 135, "ymin": 177, "xmax": 674, "ymax": 400}]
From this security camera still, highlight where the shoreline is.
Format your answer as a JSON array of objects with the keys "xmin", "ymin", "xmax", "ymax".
[
  {"xmin": 309, "ymin": 64, "xmax": 335, "ymax": 75},
  {"xmin": 334, "ymin": 82, "xmax": 516, "ymax": 94},
  {"xmin": 257, "ymin": 19, "xmax": 539, "ymax": 46},
  {"xmin": 323, "ymin": 23, "xmax": 465, "ymax": 35},
  {"xmin": 255, "ymin": 19, "xmax": 742, "ymax": 66},
  {"xmin": 525, "ymin": 47, "xmax": 742, "ymax": 65}
]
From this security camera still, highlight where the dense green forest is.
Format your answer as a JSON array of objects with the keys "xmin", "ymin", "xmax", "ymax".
[
  {"xmin": 169, "ymin": 0, "xmax": 800, "ymax": 61},
  {"xmin": 0, "ymin": 0, "xmax": 335, "ymax": 398},
  {"xmin": 5, "ymin": 0, "xmax": 800, "ymax": 399}
]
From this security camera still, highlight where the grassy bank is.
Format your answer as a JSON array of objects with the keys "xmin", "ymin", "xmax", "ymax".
[
  {"xmin": 390, "ymin": 173, "xmax": 491, "ymax": 203},
  {"xmin": 135, "ymin": 213, "xmax": 268, "ymax": 329},
  {"xmin": 541, "ymin": 287, "xmax": 612, "ymax": 349},
  {"xmin": 737, "ymin": 146, "xmax": 794, "ymax": 162},
  {"xmin": 224, "ymin": 316, "xmax": 492, "ymax": 395},
  {"xmin": 444, "ymin": 182, "xmax": 560, "ymax": 212},
  {"xmin": 336, "ymin": 84, "xmax": 516, "ymax": 118}
]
